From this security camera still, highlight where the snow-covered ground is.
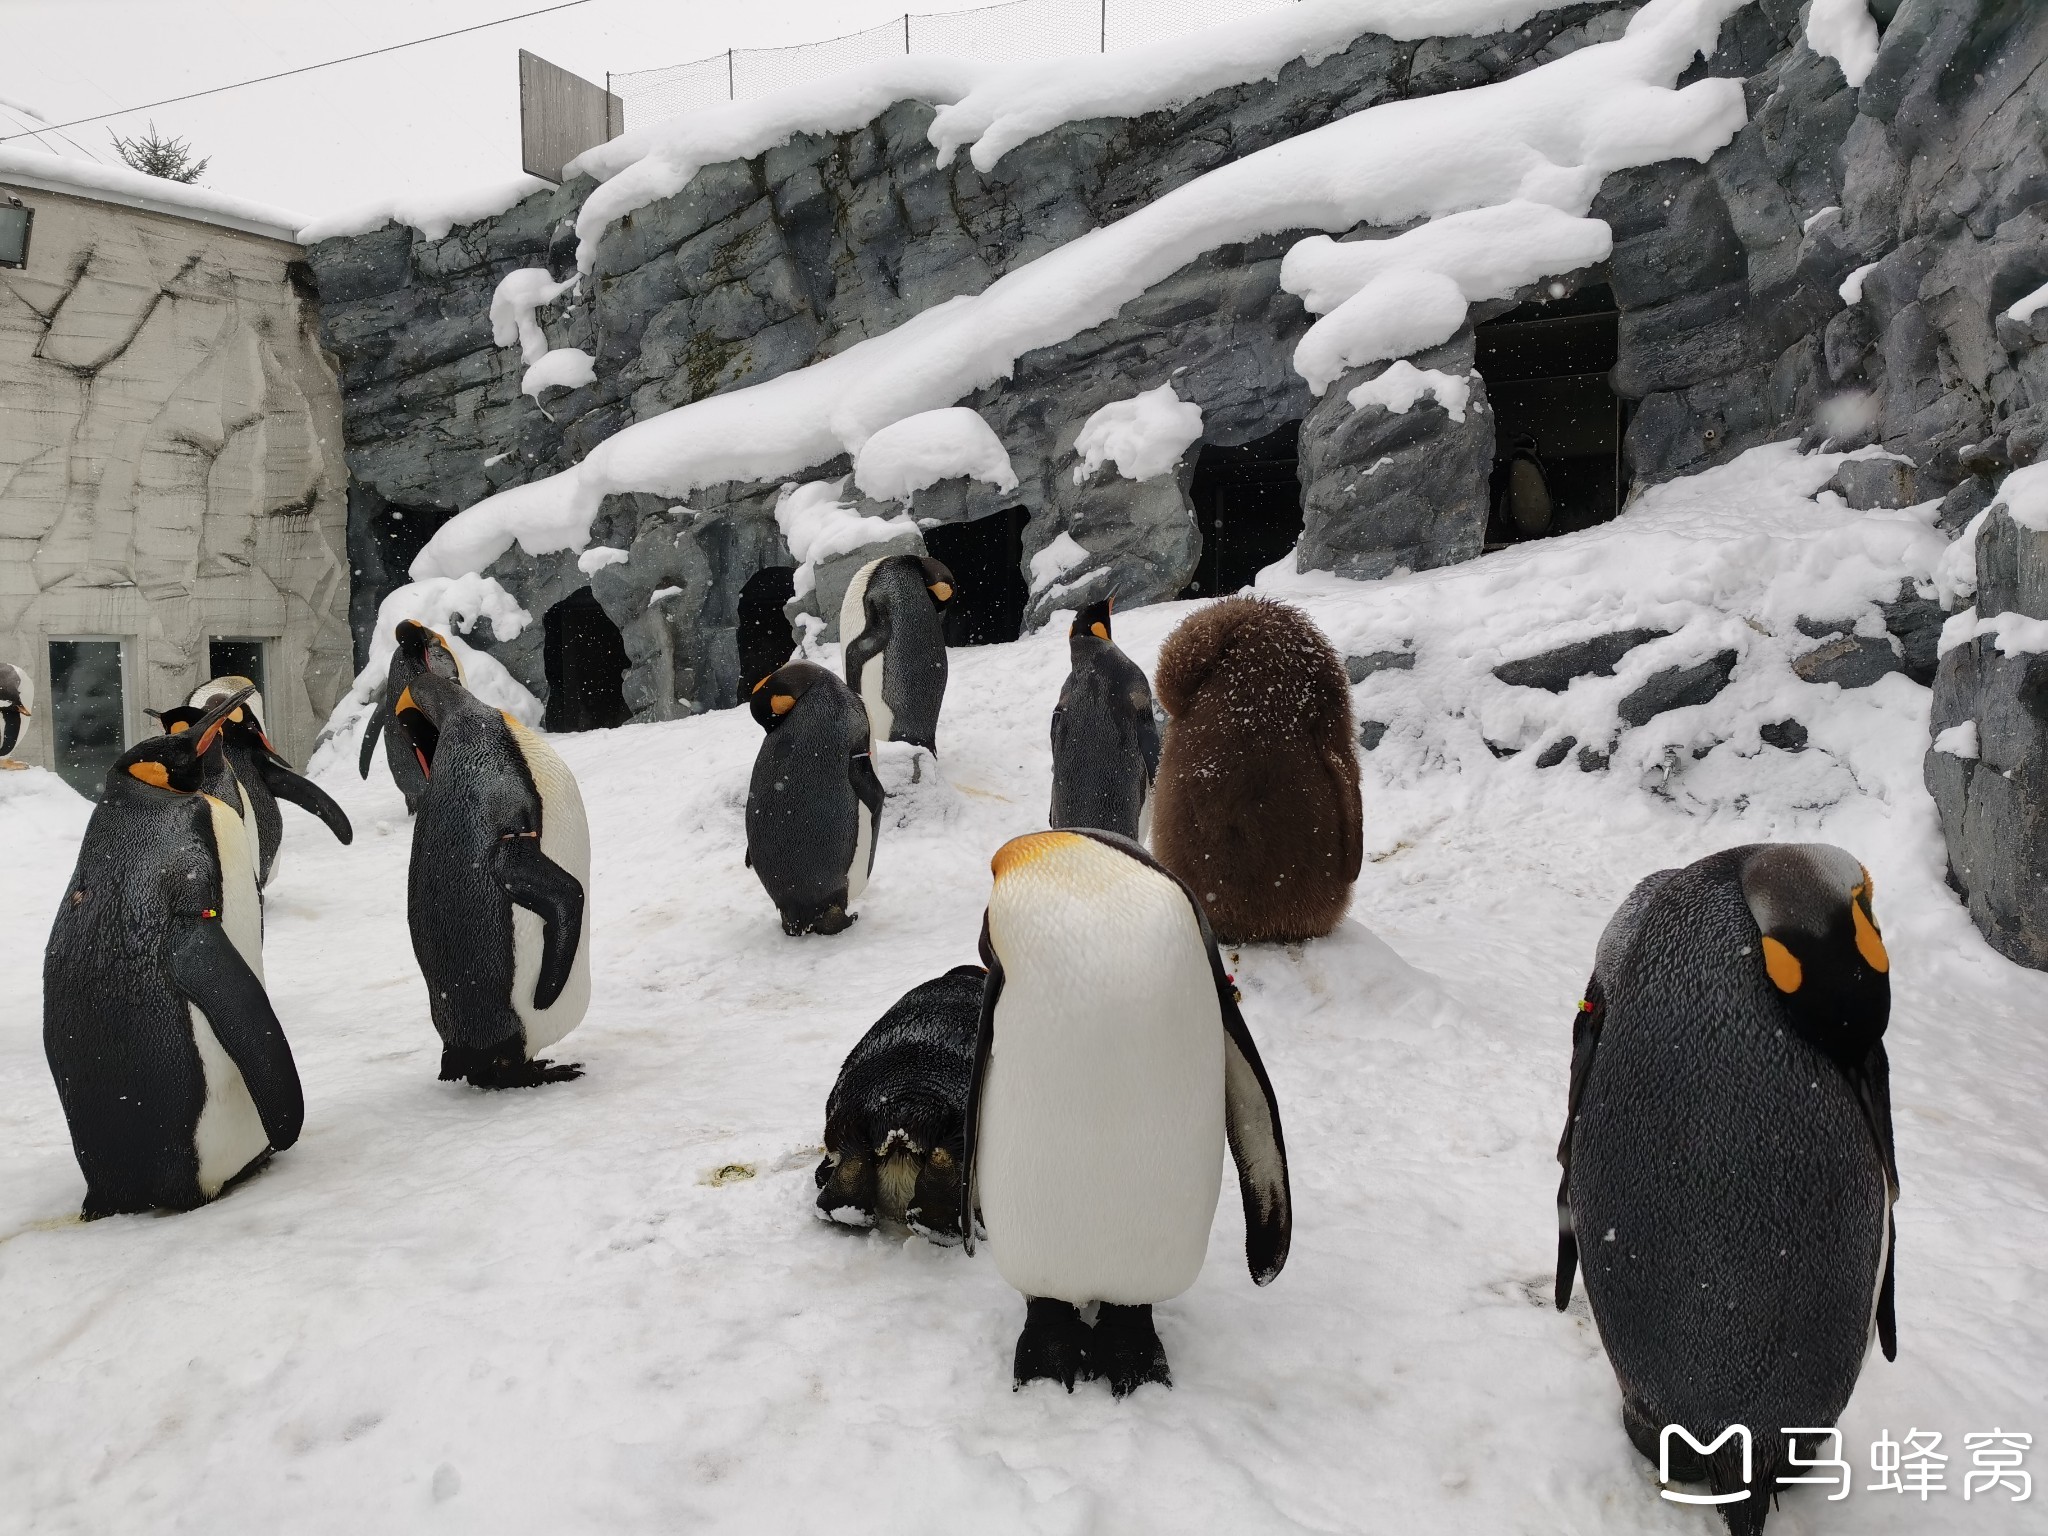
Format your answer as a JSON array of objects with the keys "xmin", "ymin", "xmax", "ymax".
[{"xmin": 2, "ymin": 444, "xmax": 2043, "ymax": 1533}]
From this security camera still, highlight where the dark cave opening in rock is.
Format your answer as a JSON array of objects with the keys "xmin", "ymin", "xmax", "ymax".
[
  {"xmin": 923, "ymin": 507, "xmax": 1029, "ymax": 646},
  {"xmin": 349, "ymin": 491, "xmax": 457, "ymax": 668},
  {"xmin": 1476, "ymin": 284, "xmax": 1630, "ymax": 549},
  {"xmin": 736, "ymin": 565, "xmax": 798, "ymax": 696},
  {"xmin": 1179, "ymin": 421, "xmax": 1304, "ymax": 599},
  {"xmin": 542, "ymin": 588, "xmax": 631, "ymax": 732}
]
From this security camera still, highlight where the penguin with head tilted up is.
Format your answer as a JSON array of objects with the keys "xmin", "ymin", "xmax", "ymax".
[
  {"xmin": 1049, "ymin": 597, "xmax": 1160, "ymax": 842},
  {"xmin": 815, "ymin": 965, "xmax": 983, "ymax": 1238},
  {"xmin": 839, "ymin": 554, "xmax": 953, "ymax": 753},
  {"xmin": 0, "ymin": 662, "xmax": 32, "ymax": 768},
  {"xmin": 43, "ymin": 687, "xmax": 305, "ymax": 1217},
  {"xmin": 386, "ymin": 620, "xmax": 591, "ymax": 1088},
  {"xmin": 745, "ymin": 660, "xmax": 885, "ymax": 936},
  {"xmin": 963, "ymin": 829, "xmax": 1291, "ymax": 1395},
  {"xmin": 186, "ymin": 676, "xmax": 353, "ymax": 888},
  {"xmin": 146, "ymin": 705, "xmax": 262, "ymax": 883},
  {"xmin": 1555, "ymin": 844, "xmax": 1898, "ymax": 1533},
  {"xmin": 359, "ymin": 623, "xmax": 463, "ymax": 813}
]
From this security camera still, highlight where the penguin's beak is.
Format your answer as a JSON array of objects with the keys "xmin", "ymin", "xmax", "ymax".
[{"xmin": 192, "ymin": 685, "xmax": 257, "ymax": 756}]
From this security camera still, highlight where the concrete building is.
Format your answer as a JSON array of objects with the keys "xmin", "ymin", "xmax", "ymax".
[{"xmin": 0, "ymin": 150, "xmax": 349, "ymax": 795}]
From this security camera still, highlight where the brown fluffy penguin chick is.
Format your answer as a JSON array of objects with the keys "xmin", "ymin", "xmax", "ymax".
[{"xmin": 1151, "ymin": 596, "xmax": 1362, "ymax": 943}]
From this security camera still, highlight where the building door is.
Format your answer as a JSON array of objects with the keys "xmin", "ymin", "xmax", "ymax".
[
  {"xmin": 208, "ymin": 637, "xmax": 267, "ymax": 697},
  {"xmin": 48, "ymin": 639, "xmax": 126, "ymax": 797}
]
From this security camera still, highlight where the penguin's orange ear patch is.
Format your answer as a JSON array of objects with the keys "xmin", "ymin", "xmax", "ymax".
[
  {"xmin": 229, "ymin": 707, "xmax": 245, "ymax": 723},
  {"xmin": 750, "ymin": 674, "xmax": 773, "ymax": 694},
  {"xmin": 395, "ymin": 687, "xmax": 417, "ymax": 714},
  {"xmin": 929, "ymin": 582, "xmax": 953, "ymax": 603},
  {"xmin": 128, "ymin": 761, "xmax": 172, "ymax": 788},
  {"xmin": 1761, "ymin": 936, "xmax": 1803, "ymax": 993},
  {"xmin": 1852, "ymin": 900, "xmax": 1889, "ymax": 974},
  {"xmin": 1091, "ymin": 622, "xmax": 1109, "ymax": 640},
  {"xmin": 770, "ymin": 694, "xmax": 797, "ymax": 716},
  {"xmin": 166, "ymin": 720, "xmax": 191, "ymax": 735}
]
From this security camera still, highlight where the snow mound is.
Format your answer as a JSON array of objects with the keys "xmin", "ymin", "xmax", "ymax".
[
  {"xmin": 413, "ymin": 0, "xmax": 1750, "ymax": 584},
  {"xmin": 852, "ymin": 408, "xmax": 1018, "ymax": 502},
  {"xmin": 578, "ymin": 546, "xmax": 630, "ymax": 574},
  {"xmin": 1993, "ymin": 461, "xmax": 2048, "ymax": 532},
  {"xmin": 0, "ymin": 143, "xmax": 303, "ymax": 239},
  {"xmin": 1933, "ymin": 720, "xmax": 1979, "ymax": 760},
  {"xmin": 1804, "ymin": 0, "xmax": 1880, "ymax": 89},
  {"xmin": 1029, "ymin": 531, "xmax": 1091, "ymax": 594},
  {"xmin": 1072, "ymin": 384, "xmax": 1205, "ymax": 483},
  {"xmin": 776, "ymin": 478, "xmax": 918, "ymax": 600},
  {"xmin": 491, "ymin": 269, "xmax": 577, "ymax": 365},
  {"xmin": 522, "ymin": 348, "xmax": 596, "ymax": 399},
  {"xmin": 2006, "ymin": 280, "xmax": 2048, "ymax": 326},
  {"xmin": 298, "ymin": 174, "xmax": 551, "ymax": 244},
  {"xmin": 1347, "ymin": 361, "xmax": 1473, "ymax": 421}
]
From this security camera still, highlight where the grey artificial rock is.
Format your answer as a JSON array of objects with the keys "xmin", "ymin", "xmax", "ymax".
[
  {"xmin": 1534, "ymin": 735, "xmax": 1578, "ymax": 769},
  {"xmin": 1938, "ymin": 478, "xmax": 1996, "ymax": 531},
  {"xmin": 1024, "ymin": 470, "xmax": 1198, "ymax": 631},
  {"xmin": 1825, "ymin": 457, "xmax": 1919, "ymax": 509},
  {"xmin": 1617, "ymin": 651, "xmax": 1739, "ymax": 726},
  {"xmin": 1345, "ymin": 650, "xmax": 1416, "ymax": 683},
  {"xmin": 1792, "ymin": 633, "xmax": 1905, "ymax": 688},
  {"xmin": 1880, "ymin": 580, "xmax": 1946, "ymax": 684},
  {"xmin": 1358, "ymin": 720, "xmax": 1390, "ymax": 751},
  {"xmin": 1493, "ymin": 628, "xmax": 1673, "ymax": 692},
  {"xmin": 1760, "ymin": 718, "xmax": 1809, "ymax": 751}
]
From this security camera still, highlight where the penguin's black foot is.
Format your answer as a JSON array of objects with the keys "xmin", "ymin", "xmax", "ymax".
[
  {"xmin": 1088, "ymin": 1303, "xmax": 1171, "ymax": 1398},
  {"xmin": 1013, "ymin": 1297, "xmax": 1088, "ymax": 1392},
  {"xmin": 440, "ymin": 1043, "xmax": 584, "ymax": 1089},
  {"xmin": 784, "ymin": 904, "xmax": 855, "ymax": 936}
]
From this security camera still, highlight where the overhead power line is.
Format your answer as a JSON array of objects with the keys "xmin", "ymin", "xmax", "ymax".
[{"xmin": 0, "ymin": 0, "xmax": 598, "ymax": 145}]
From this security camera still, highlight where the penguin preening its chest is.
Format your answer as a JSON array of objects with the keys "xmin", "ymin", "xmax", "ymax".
[
  {"xmin": 963, "ymin": 830, "xmax": 1291, "ymax": 1396},
  {"xmin": 1555, "ymin": 843, "xmax": 1897, "ymax": 1534},
  {"xmin": 0, "ymin": 661, "xmax": 33, "ymax": 767},
  {"xmin": 186, "ymin": 676, "xmax": 353, "ymax": 887},
  {"xmin": 387, "ymin": 621, "xmax": 591, "ymax": 1088},
  {"xmin": 815, "ymin": 965, "xmax": 983, "ymax": 1237},
  {"xmin": 1151, "ymin": 597, "xmax": 1362, "ymax": 944},
  {"xmin": 745, "ymin": 661, "xmax": 885, "ymax": 936},
  {"xmin": 43, "ymin": 688, "xmax": 305, "ymax": 1217},
  {"xmin": 359, "ymin": 625, "xmax": 463, "ymax": 813},
  {"xmin": 1049, "ymin": 597, "xmax": 1160, "ymax": 843},
  {"xmin": 839, "ymin": 554, "xmax": 953, "ymax": 753}
]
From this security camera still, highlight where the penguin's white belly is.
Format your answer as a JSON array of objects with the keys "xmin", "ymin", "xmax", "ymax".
[
  {"xmin": 838, "ymin": 563, "xmax": 892, "ymax": 746},
  {"xmin": 858, "ymin": 655, "xmax": 892, "ymax": 746},
  {"xmin": 192, "ymin": 798, "xmax": 269, "ymax": 1197},
  {"xmin": 509, "ymin": 724, "xmax": 592, "ymax": 1056},
  {"xmin": 977, "ymin": 903, "xmax": 1225, "ymax": 1305},
  {"xmin": 846, "ymin": 794, "xmax": 874, "ymax": 907}
]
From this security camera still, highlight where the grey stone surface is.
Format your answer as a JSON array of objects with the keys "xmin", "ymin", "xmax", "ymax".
[
  {"xmin": 1494, "ymin": 628, "xmax": 1672, "ymax": 692},
  {"xmin": 1825, "ymin": 457, "xmax": 1919, "ymax": 509},
  {"xmin": 1345, "ymin": 649, "xmax": 1416, "ymax": 683},
  {"xmin": 1616, "ymin": 651, "xmax": 1739, "ymax": 726},
  {"xmin": 1793, "ymin": 633, "xmax": 1904, "ymax": 688},
  {"xmin": 1760, "ymin": 718, "xmax": 1809, "ymax": 751}
]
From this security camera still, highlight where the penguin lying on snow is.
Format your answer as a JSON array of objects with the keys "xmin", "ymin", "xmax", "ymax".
[
  {"xmin": 359, "ymin": 624, "xmax": 463, "ymax": 813},
  {"xmin": 840, "ymin": 554, "xmax": 953, "ymax": 753},
  {"xmin": 964, "ymin": 829, "xmax": 1291, "ymax": 1395},
  {"xmin": 43, "ymin": 687, "xmax": 305, "ymax": 1217},
  {"xmin": 186, "ymin": 676, "xmax": 353, "ymax": 887},
  {"xmin": 0, "ymin": 661, "xmax": 32, "ymax": 767},
  {"xmin": 745, "ymin": 661, "xmax": 885, "ymax": 936},
  {"xmin": 1556, "ymin": 843, "xmax": 1897, "ymax": 1533},
  {"xmin": 1049, "ymin": 597, "xmax": 1160, "ymax": 842},
  {"xmin": 386, "ymin": 621, "xmax": 591, "ymax": 1088},
  {"xmin": 1151, "ymin": 597, "xmax": 1361, "ymax": 944},
  {"xmin": 815, "ymin": 966, "xmax": 983, "ymax": 1238}
]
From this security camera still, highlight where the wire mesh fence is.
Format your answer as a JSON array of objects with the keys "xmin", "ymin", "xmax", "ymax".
[{"xmin": 609, "ymin": 0, "xmax": 1303, "ymax": 131}]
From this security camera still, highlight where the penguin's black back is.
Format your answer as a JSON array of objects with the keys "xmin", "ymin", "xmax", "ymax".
[
  {"xmin": 856, "ymin": 557, "xmax": 947, "ymax": 751},
  {"xmin": 823, "ymin": 967, "xmax": 982, "ymax": 1159},
  {"xmin": 1570, "ymin": 853, "xmax": 1887, "ymax": 1478},
  {"xmin": 43, "ymin": 788, "xmax": 223, "ymax": 1213},
  {"xmin": 1050, "ymin": 637, "xmax": 1158, "ymax": 841},
  {"xmin": 746, "ymin": 676, "xmax": 871, "ymax": 928},
  {"xmin": 408, "ymin": 701, "xmax": 544, "ymax": 1052}
]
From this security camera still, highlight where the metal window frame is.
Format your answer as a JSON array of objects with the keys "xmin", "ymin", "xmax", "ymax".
[
  {"xmin": 46, "ymin": 634, "xmax": 136, "ymax": 782},
  {"xmin": 0, "ymin": 196, "xmax": 32, "ymax": 269}
]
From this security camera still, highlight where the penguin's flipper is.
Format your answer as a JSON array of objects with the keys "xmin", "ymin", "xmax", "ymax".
[
  {"xmin": 1555, "ymin": 973, "xmax": 1606, "ymax": 1311},
  {"xmin": 1877, "ymin": 1223, "xmax": 1898, "ymax": 1361},
  {"xmin": 1208, "ymin": 944, "xmax": 1291, "ymax": 1285},
  {"xmin": 256, "ymin": 752, "xmax": 355, "ymax": 845},
  {"xmin": 167, "ymin": 915, "xmax": 305, "ymax": 1150},
  {"xmin": 843, "ymin": 610, "xmax": 889, "ymax": 697},
  {"xmin": 959, "ymin": 913, "xmax": 1002, "ymax": 1256},
  {"xmin": 493, "ymin": 833, "xmax": 585, "ymax": 1009},
  {"xmin": 358, "ymin": 692, "xmax": 386, "ymax": 779},
  {"xmin": 1856, "ymin": 1040, "xmax": 1900, "ymax": 1361}
]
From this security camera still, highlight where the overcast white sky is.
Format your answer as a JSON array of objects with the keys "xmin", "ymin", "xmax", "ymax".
[{"xmin": 0, "ymin": 0, "xmax": 1020, "ymax": 218}]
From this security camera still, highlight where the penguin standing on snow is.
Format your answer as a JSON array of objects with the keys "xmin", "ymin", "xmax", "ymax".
[
  {"xmin": 145, "ymin": 705, "xmax": 261, "ymax": 882},
  {"xmin": 1151, "ymin": 596, "xmax": 1361, "ymax": 943},
  {"xmin": 1555, "ymin": 843, "xmax": 1898, "ymax": 1532},
  {"xmin": 186, "ymin": 676, "xmax": 353, "ymax": 887},
  {"xmin": 745, "ymin": 661, "xmax": 885, "ymax": 936},
  {"xmin": 360, "ymin": 624, "xmax": 464, "ymax": 813},
  {"xmin": 387, "ymin": 621, "xmax": 591, "ymax": 1087},
  {"xmin": 963, "ymin": 829, "xmax": 1291, "ymax": 1395},
  {"xmin": 839, "ymin": 554, "xmax": 954, "ymax": 753},
  {"xmin": 1049, "ymin": 597, "xmax": 1160, "ymax": 842},
  {"xmin": 43, "ymin": 687, "xmax": 304, "ymax": 1217},
  {"xmin": 815, "ymin": 965, "xmax": 983, "ymax": 1237},
  {"xmin": 0, "ymin": 662, "xmax": 32, "ymax": 768}
]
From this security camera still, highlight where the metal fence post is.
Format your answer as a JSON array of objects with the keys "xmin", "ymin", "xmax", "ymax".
[
  {"xmin": 727, "ymin": 49, "xmax": 735, "ymax": 99},
  {"xmin": 1101, "ymin": 0, "xmax": 1107, "ymax": 52},
  {"xmin": 904, "ymin": 13, "xmax": 911, "ymax": 53}
]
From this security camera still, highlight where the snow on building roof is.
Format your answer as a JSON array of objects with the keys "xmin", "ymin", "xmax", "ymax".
[
  {"xmin": 0, "ymin": 143, "xmax": 305, "ymax": 243},
  {"xmin": 409, "ymin": 0, "xmax": 1751, "ymax": 584}
]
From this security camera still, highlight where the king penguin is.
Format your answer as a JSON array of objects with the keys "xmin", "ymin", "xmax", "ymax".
[
  {"xmin": 1049, "ymin": 597, "xmax": 1160, "ymax": 842},
  {"xmin": 146, "ymin": 705, "xmax": 262, "ymax": 884},
  {"xmin": 387, "ymin": 621, "xmax": 591, "ymax": 1087},
  {"xmin": 0, "ymin": 661, "xmax": 32, "ymax": 768},
  {"xmin": 1555, "ymin": 843, "xmax": 1897, "ymax": 1532},
  {"xmin": 839, "ymin": 554, "xmax": 953, "ymax": 753},
  {"xmin": 359, "ymin": 624, "xmax": 463, "ymax": 813},
  {"xmin": 186, "ymin": 676, "xmax": 353, "ymax": 887},
  {"xmin": 745, "ymin": 660, "xmax": 885, "ymax": 936},
  {"xmin": 43, "ymin": 687, "xmax": 305, "ymax": 1217},
  {"xmin": 963, "ymin": 829, "xmax": 1292, "ymax": 1395}
]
